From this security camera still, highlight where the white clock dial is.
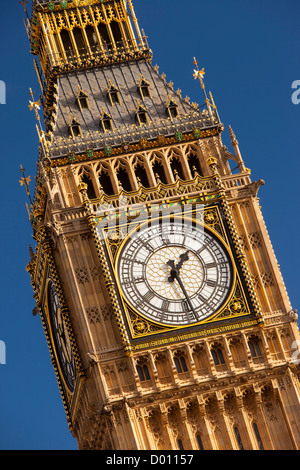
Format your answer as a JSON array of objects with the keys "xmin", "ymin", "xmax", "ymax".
[{"xmin": 117, "ymin": 218, "xmax": 234, "ymax": 326}]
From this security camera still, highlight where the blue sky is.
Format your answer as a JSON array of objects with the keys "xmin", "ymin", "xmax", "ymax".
[{"xmin": 0, "ymin": 0, "xmax": 299, "ymax": 450}]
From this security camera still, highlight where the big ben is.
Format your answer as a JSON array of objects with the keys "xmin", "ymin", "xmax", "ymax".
[{"xmin": 24, "ymin": 0, "xmax": 300, "ymax": 450}]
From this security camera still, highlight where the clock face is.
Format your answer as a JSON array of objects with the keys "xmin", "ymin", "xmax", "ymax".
[
  {"xmin": 117, "ymin": 218, "xmax": 234, "ymax": 327},
  {"xmin": 48, "ymin": 280, "xmax": 76, "ymax": 392}
]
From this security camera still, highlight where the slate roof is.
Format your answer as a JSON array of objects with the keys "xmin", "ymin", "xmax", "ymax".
[{"xmin": 46, "ymin": 59, "xmax": 219, "ymax": 159}]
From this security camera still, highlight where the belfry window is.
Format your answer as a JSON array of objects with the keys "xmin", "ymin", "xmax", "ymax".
[
  {"xmin": 99, "ymin": 173, "xmax": 114, "ymax": 196},
  {"xmin": 73, "ymin": 27, "xmax": 85, "ymax": 54},
  {"xmin": 153, "ymin": 160, "xmax": 168, "ymax": 185},
  {"xmin": 97, "ymin": 23, "xmax": 111, "ymax": 50},
  {"xmin": 85, "ymin": 25, "xmax": 98, "ymax": 51},
  {"xmin": 196, "ymin": 434, "xmax": 204, "ymax": 450},
  {"xmin": 170, "ymin": 157, "xmax": 185, "ymax": 180},
  {"xmin": 117, "ymin": 168, "xmax": 132, "ymax": 192},
  {"xmin": 60, "ymin": 30, "xmax": 73, "ymax": 58},
  {"xmin": 80, "ymin": 174, "xmax": 96, "ymax": 200},
  {"xmin": 110, "ymin": 21, "xmax": 123, "ymax": 46},
  {"xmin": 188, "ymin": 152, "xmax": 203, "ymax": 176},
  {"xmin": 248, "ymin": 336, "xmax": 264, "ymax": 363}
]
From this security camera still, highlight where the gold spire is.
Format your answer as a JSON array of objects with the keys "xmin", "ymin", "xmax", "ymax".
[{"xmin": 193, "ymin": 57, "xmax": 214, "ymax": 120}]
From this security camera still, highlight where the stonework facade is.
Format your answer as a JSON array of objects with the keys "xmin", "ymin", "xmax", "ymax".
[{"xmin": 25, "ymin": 0, "xmax": 300, "ymax": 450}]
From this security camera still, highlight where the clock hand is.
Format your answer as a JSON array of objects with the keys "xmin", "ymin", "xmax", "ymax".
[
  {"xmin": 172, "ymin": 270, "xmax": 198, "ymax": 321},
  {"xmin": 176, "ymin": 250, "xmax": 189, "ymax": 270},
  {"xmin": 167, "ymin": 250, "xmax": 190, "ymax": 283}
]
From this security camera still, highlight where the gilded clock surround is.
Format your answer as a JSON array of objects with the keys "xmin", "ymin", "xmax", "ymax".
[
  {"xmin": 101, "ymin": 204, "xmax": 257, "ymax": 348},
  {"xmin": 23, "ymin": 0, "xmax": 300, "ymax": 450}
]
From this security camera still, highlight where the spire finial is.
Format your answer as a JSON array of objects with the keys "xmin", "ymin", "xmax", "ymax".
[
  {"xmin": 229, "ymin": 125, "xmax": 238, "ymax": 146},
  {"xmin": 193, "ymin": 57, "xmax": 214, "ymax": 121}
]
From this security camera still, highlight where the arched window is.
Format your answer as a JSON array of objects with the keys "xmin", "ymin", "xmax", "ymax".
[
  {"xmin": 211, "ymin": 347, "xmax": 225, "ymax": 366},
  {"xmin": 234, "ymin": 426, "xmax": 244, "ymax": 450},
  {"xmin": 152, "ymin": 160, "xmax": 168, "ymax": 184},
  {"xmin": 211, "ymin": 345, "xmax": 227, "ymax": 372},
  {"xmin": 110, "ymin": 21, "xmax": 123, "ymax": 45},
  {"xmin": 174, "ymin": 355, "xmax": 188, "ymax": 374},
  {"xmin": 99, "ymin": 172, "xmax": 115, "ymax": 196},
  {"xmin": 188, "ymin": 152, "xmax": 203, "ymax": 176},
  {"xmin": 252, "ymin": 423, "xmax": 264, "ymax": 450},
  {"xmin": 196, "ymin": 434, "xmax": 204, "ymax": 450},
  {"xmin": 135, "ymin": 163, "xmax": 150, "ymax": 188},
  {"xmin": 73, "ymin": 27, "xmax": 85, "ymax": 54},
  {"xmin": 117, "ymin": 168, "xmax": 132, "ymax": 192},
  {"xmin": 85, "ymin": 25, "xmax": 98, "ymax": 52},
  {"xmin": 155, "ymin": 354, "xmax": 172, "ymax": 385},
  {"xmin": 170, "ymin": 157, "xmax": 185, "ymax": 180},
  {"xmin": 248, "ymin": 336, "xmax": 264, "ymax": 364},
  {"xmin": 60, "ymin": 30, "xmax": 73, "ymax": 57},
  {"xmin": 98, "ymin": 23, "xmax": 111, "ymax": 49},
  {"xmin": 81, "ymin": 174, "xmax": 96, "ymax": 200},
  {"xmin": 137, "ymin": 364, "xmax": 150, "ymax": 382},
  {"xmin": 177, "ymin": 439, "xmax": 184, "ymax": 450}
]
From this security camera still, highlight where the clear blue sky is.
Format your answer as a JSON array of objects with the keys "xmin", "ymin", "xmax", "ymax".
[{"xmin": 0, "ymin": 0, "xmax": 299, "ymax": 450}]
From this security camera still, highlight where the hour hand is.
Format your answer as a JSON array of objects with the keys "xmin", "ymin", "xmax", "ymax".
[
  {"xmin": 167, "ymin": 260, "xmax": 177, "ymax": 283},
  {"xmin": 176, "ymin": 251, "xmax": 189, "ymax": 270}
]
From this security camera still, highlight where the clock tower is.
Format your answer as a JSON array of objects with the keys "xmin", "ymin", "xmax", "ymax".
[{"xmin": 25, "ymin": 0, "xmax": 300, "ymax": 450}]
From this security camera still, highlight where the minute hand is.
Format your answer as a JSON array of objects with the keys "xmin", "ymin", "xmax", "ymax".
[{"xmin": 173, "ymin": 271, "xmax": 198, "ymax": 320}]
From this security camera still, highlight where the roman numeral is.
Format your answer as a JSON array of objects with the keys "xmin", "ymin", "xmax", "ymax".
[
  {"xmin": 206, "ymin": 262, "xmax": 217, "ymax": 269},
  {"xmin": 143, "ymin": 291, "xmax": 155, "ymax": 303},
  {"xmin": 206, "ymin": 279, "xmax": 217, "ymax": 288}
]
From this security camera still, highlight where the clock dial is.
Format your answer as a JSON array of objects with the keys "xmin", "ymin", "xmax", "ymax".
[
  {"xmin": 117, "ymin": 218, "xmax": 234, "ymax": 327},
  {"xmin": 48, "ymin": 280, "xmax": 76, "ymax": 392}
]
